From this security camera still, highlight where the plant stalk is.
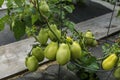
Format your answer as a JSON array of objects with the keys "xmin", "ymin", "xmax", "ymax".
[{"xmin": 36, "ymin": 0, "xmax": 60, "ymax": 42}]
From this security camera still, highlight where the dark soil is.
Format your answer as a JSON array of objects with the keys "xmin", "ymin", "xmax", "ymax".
[
  {"xmin": 13, "ymin": 64, "xmax": 80, "ymax": 80},
  {"xmin": 68, "ymin": 1, "xmax": 112, "ymax": 23}
]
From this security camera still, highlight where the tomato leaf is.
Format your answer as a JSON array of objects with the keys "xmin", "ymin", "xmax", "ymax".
[
  {"xmin": 67, "ymin": 62, "xmax": 78, "ymax": 71},
  {"xmin": 65, "ymin": 21, "xmax": 75, "ymax": 32},
  {"xmin": 66, "ymin": 0, "xmax": 72, "ymax": 2},
  {"xmin": 0, "ymin": 0, "xmax": 4, "ymax": 7},
  {"xmin": 23, "ymin": 15, "xmax": 32, "ymax": 27},
  {"xmin": 6, "ymin": 0, "xmax": 14, "ymax": 8},
  {"xmin": 12, "ymin": 18, "xmax": 25, "ymax": 40},
  {"xmin": 0, "ymin": 15, "xmax": 9, "ymax": 31},
  {"xmin": 13, "ymin": 7, "xmax": 24, "ymax": 13},
  {"xmin": 0, "ymin": 19, "xmax": 4, "ymax": 31},
  {"xmin": 86, "ymin": 62, "xmax": 99, "ymax": 72},
  {"xmin": 14, "ymin": 0, "xmax": 23, "ymax": 7},
  {"xmin": 64, "ymin": 5, "xmax": 73, "ymax": 13},
  {"xmin": 32, "ymin": 14, "xmax": 39, "ymax": 25}
]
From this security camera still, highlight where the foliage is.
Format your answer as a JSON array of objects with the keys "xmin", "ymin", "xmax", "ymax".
[{"xmin": 0, "ymin": 0, "xmax": 75, "ymax": 40}]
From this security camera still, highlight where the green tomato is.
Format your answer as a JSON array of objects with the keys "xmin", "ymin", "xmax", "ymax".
[
  {"xmin": 70, "ymin": 41, "xmax": 82, "ymax": 59},
  {"xmin": 91, "ymin": 39, "xmax": 98, "ymax": 47},
  {"xmin": 44, "ymin": 42, "xmax": 58, "ymax": 60},
  {"xmin": 39, "ymin": 0, "xmax": 50, "ymax": 13},
  {"xmin": 84, "ymin": 30, "xmax": 94, "ymax": 46},
  {"xmin": 26, "ymin": 56, "xmax": 39, "ymax": 72},
  {"xmin": 113, "ymin": 67, "xmax": 120, "ymax": 79},
  {"xmin": 38, "ymin": 28, "xmax": 48, "ymax": 45},
  {"xmin": 56, "ymin": 43, "xmax": 71, "ymax": 65},
  {"xmin": 48, "ymin": 24, "xmax": 61, "ymax": 41},
  {"xmin": 32, "ymin": 46, "xmax": 44, "ymax": 62}
]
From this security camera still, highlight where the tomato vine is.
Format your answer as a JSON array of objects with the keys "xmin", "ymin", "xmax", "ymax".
[{"xmin": 0, "ymin": 0, "xmax": 120, "ymax": 80}]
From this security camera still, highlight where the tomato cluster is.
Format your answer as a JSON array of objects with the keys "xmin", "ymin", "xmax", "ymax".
[{"xmin": 25, "ymin": 23, "xmax": 98, "ymax": 72}]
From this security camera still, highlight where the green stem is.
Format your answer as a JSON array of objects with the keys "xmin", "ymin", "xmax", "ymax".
[
  {"xmin": 32, "ymin": 34, "xmax": 39, "ymax": 42},
  {"xmin": 74, "ymin": 59, "xmax": 81, "ymax": 65},
  {"xmin": 27, "ymin": 43, "xmax": 40, "ymax": 57},
  {"xmin": 74, "ymin": 28, "xmax": 80, "ymax": 35},
  {"xmin": 82, "ymin": 37, "xmax": 88, "ymax": 51},
  {"xmin": 46, "ymin": 19, "xmax": 61, "ymax": 42},
  {"xmin": 97, "ymin": 54, "xmax": 110, "ymax": 61},
  {"xmin": 36, "ymin": 0, "xmax": 41, "ymax": 17},
  {"xmin": 27, "ymin": 47, "xmax": 33, "ymax": 57}
]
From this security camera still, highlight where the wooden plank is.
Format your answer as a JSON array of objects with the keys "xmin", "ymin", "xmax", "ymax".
[
  {"xmin": 0, "ymin": 38, "xmax": 48, "ymax": 79},
  {"xmin": 75, "ymin": 12, "xmax": 120, "ymax": 39},
  {"xmin": 91, "ymin": 0, "xmax": 120, "ymax": 10}
]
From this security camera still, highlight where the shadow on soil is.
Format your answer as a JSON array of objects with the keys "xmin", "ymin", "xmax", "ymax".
[{"xmin": 68, "ymin": 1, "xmax": 112, "ymax": 23}]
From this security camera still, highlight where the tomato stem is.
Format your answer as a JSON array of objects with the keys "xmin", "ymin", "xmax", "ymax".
[
  {"xmin": 36, "ymin": 0, "xmax": 61, "ymax": 42},
  {"xmin": 97, "ymin": 54, "xmax": 110, "ymax": 61}
]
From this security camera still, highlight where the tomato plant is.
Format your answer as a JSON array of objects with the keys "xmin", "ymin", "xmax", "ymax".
[
  {"xmin": 0, "ymin": 0, "xmax": 75, "ymax": 40},
  {"xmin": 0, "ymin": 0, "xmax": 120, "ymax": 80}
]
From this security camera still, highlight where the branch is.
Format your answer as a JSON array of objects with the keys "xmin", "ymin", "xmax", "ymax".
[{"xmin": 36, "ymin": 0, "xmax": 60, "ymax": 41}]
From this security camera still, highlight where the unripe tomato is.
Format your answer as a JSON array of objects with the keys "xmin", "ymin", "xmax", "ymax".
[
  {"xmin": 25, "ymin": 56, "xmax": 39, "ymax": 72},
  {"xmin": 70, "ymin": 41, "xmax": 82, "ymax": 59},
  {"xmin": 32, "ymin": 47, "xmax": 44, "ymax": 62},
  {"xmin": 56, "ymin": 43, "xmax": 71, "ymax": 65},
  {"xmin": 38, "ymin": 28, "xmax": 48, "ymax": 45},
  {"xmin": 39, "ymin": 0, "xmax": 50, "ymax": 13},
  {"xmin": 84, "ymin": 30, "xmax": 94, "ymax": 45},
  {"xmin": 48, "ymin": 24, "xmax": 61, "ymax": 41},
  {"xmin": 44, "ymin": 42, "xmax": 58, "ymax": 60},
  {"xmin": 66, "ymin": 36, "xmax": 73, "ymax": 43},
  {"xmin": 113, "ymin": 67, "xmax": 120, "ymax": 79},
  {"xmin": 91, "ymin": 39, "xmax": 98, "ymax": 47},
  {"xmin": 113, "ymin": 57, "xmax": 120, "ymax": 79}
]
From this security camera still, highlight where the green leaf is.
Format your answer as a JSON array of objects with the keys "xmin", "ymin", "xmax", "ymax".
[
  {"xmin": 48, "ymin": 0, "xmax": 59, "ymax": 4},
  {"xmin": 64, "ymin": 5, "xmax": 73, "ymax": 13},
  {"xmin": 0, "ymin": 19, "xmax": 4, "ymax": 31},
  {"xmin": 67, "ymin": 62, "xmax": 77, "ymax": 71},
  {"xmin": 12, "ymin": 18, "xmax": 25, "ymax": 40},
  {"xmin": 25, "ymin": 26, "xmax": 37, "ymax": 37},
  {"xmin": 65, "ymin": 21, "xmax": 75, "ymax": 31},
  {"xmin": 14, "ymin": 0, "xmax": 23, "ymax": 7},
  {"xmin": 0, "ymin": 0, "xmax": 4, "ymax": 7},
  {"xmin": 87, "ymin": 57, "xmax": 96, "ymax": 64},
  {"xmin": 6, "ymin": 0, "xmax": 14, "ymax": 8},
  {"xmin": 0, "ymin": 15, "xmax": 9, "ymax": 31},
  {"xmin": 29, "ymin": 7, "xmax": 36, "ymax": 14},
  {"xmin": 23, "ymin": 15, "xmax": 32, "ymax": 27},
  {"xmin": 13, "ymin": 7, "xmax": 24, "ymax": 13},
  {"xmin": 102, "ymin": 43, "xmax": 111, "ymax": 55},
  {"xmin": 66, "ymin": 0, "xmax": 72, "ymax": 2},
  {"xmin": 86, "ymin": 63, "xmax": 99, "ymax": 71},
  {"xmin": 32, "ymin": 14, "xmax": 39, "ymax": 25}
]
